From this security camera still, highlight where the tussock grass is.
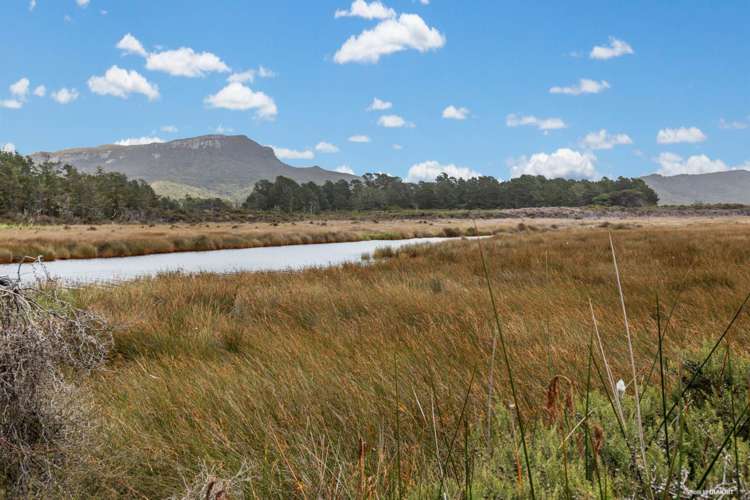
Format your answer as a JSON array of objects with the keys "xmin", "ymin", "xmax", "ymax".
[{"xmin": 65, "ymin": 222, "xmax": 750, "ymax": 497}]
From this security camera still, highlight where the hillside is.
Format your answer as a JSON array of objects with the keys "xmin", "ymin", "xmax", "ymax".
[
  {"xmin": 30, "ymin": 135, "xmax": 358, "ymax": 201},
  {"xmin": 642, "ymin": 170, "xmax": 750, "ymax": 205}
]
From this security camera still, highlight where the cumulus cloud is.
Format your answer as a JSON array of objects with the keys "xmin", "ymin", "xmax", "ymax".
[
  {"xmin": 2, "ymin": 143, "xmax": 16, "ymax": 153},
  {"xmin": 581, "ymin": 129, "xmax": 633, "ymax": 150},
  {"xmin": 378, "ymin": 114, "xmax": 414, "ymax": 128},
  {"xmin": 88, "ymin": 66, "xmax": 159, "ymax": 100},
  {"xmin": 29, "ymin": 0, "xmax": 36, "ymax": 11},
  {"xmin": 654, "ymin": 153, "xmax": 750, "ymax": 176},
  {"xmin": 51, "ymin": 87, "xmax": 79, "ymax": 104},
  {"xmin": 315, "ymin": 141, "xmax": 340, "ymax": 153},
  {"xmin": 442, "ymin": 105, "xmax": 469, "ymax": 120},
  {"xmin": 590, "ymin": 37, "xmax": 634, "ymax": 60},
  {"xmin": 33, "ymin": 85, "xmax": 46, "ymax": 97},
  {"xmin": 509, "ymin": 148, "xmax": 598, "ymax": 179},
  {"xmin": 335, "ymin": 0, "xmax": 396, "ymax": 20},
  {"xmin": 407, "ymin": 160, "xmax": 481, "ymax": 182},
  {"xmin": 117, "ymin": 33, "xmax": 148, "ymax": 57},
  {"xmin": 550, "ymin": 79, "xmax": 610, "ymax": 96},
  {"xmin": 272, "ymin": 146, "xmax": 314, "ymax": 160},
  {"xmin": 147, "ymin": 47, "xmax": 230, "ymax": 77},
  {"xmin": 506, "ymin": 113, "xmax": 566, "ymax": 132},
  {"xmin": 228, "ymin": 66, "xmax": 276, "ymax": 84},
  {"xmin": 334, "ymin": 13, "xmax": 446, "ymax": 64},
  {"xmin": 367, "ymin": 97, "xmax": 392, "ymax": 111},
  {"xmin": 10, "ymin": 78, "xmax": 30, "ymax": 99},
  {"xmin": 336, "ymin": 165, "xmax": 356, "ymax": 175},
  {"xmin": 161, "ymin": 125, "xmax": 178, "ymax": 133},
  {"xmin": 115, "ymin": 136, "xmax": 164, "ymax": 146},
  {"xmin": 204, "ymin": 82, "xmax": 277, "ymax": 119},
  {"xmin": 349, "ymin": 135, "xmax": 371, "ymax": 143},
  {"xmin": 656, "ymin": 126, "xmax": 707, "ymax": 144},
  {"xmin": 76, "ymin": 0, "xmax": 90, "ymax": 7},
  {"xmin": 0, "ymin": 100, "xmax": 23, "ymax": 110}
]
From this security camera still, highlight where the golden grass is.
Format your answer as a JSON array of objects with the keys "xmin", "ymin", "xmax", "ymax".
[
  {"xmin": 0, "ymin": 218, "xmax": 539, "ymax": 264},
  {"xmin": 70, "ymin": 221, "xmax": 750, "ymax": 497}
]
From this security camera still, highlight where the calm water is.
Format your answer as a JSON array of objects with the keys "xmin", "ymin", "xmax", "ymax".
[{"xmin": 0, "ymin": 237, "xmax": 465, "ymax": 285}]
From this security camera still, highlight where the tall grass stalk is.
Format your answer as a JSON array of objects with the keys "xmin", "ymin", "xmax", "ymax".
[
  {"xmin": 608, "ymin": 233, "xmax": 651, "ymax": 494},
  {"xmin": 656, "ymin": 295, "xmax": 670, "ymax": 471},
  {"xmin": 473, "ymin": 225, "xmax": 536, "ymax": 498}
]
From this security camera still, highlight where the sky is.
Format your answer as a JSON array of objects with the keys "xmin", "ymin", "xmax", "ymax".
[{"xmin": 1, "ymin": 0, "xmax": 749, "ymax": 182}]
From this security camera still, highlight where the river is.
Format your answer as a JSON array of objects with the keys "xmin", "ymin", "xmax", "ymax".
[{"xmin": 0, "ymin": 237, "xmax": 468, "ymax": 285}]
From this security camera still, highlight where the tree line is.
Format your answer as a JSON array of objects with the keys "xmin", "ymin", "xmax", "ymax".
[
  {"xmin": 0, "ymin": 151, "xmax": 658, "ymax": 222},
  {"xmin": 244, "ymin": 172, "xmax": 659, "ymax": 212}
]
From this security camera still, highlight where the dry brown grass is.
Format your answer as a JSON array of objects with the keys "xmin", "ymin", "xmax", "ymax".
[
  {"xmin": 0, "ymin": 218, "xmax": 534, "ymax": 264},
  {"xmin": 68, "ymin": 220, "xmax": 750, "ymax": 497},
  {"xmin": 2, "ymin": 215, "xmax": 736, "ymax": 264}
]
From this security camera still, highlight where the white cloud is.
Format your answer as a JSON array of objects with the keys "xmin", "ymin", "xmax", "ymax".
[
  {"xmin": 550, "ymin": 79, "xmax": 610, "ymax": 96},
  {"xmin": 146, "ymin": 48, "xmax": 230, "ymax": 77},
  {"xmin": 349, "ymin": 135, "xmax": 371, "ymax": 143},
  {"xmin": 581, "ymin": 129, "xmax": 633, "ymax": 150},
  {"xmin": 51, "ymin": 87, "xmax": 79, "ymax": 104},
  {"xmin": 506, "ymin": 113, "xmax": 566, "ymax": 132},
  {"xmin": 115, "ymin": 136, "xmax": 164, "ymax": 146},
  {"xmin": 336, "ymin": 165, "xmax": 356, "ymax": 175},
  {"xmin": 654, "ymin": 153, "xmax": 740, "ymax": 176},
  {"xmin": 88, "ymin": 66, "xmax": 159, "ymax": 100},
  {"xmin": 656, "ymin": 126, "xmax": 707, "ymax": 144},
  {"xmin": 10, "ymin": 78, "xmax": 30, "ymax": 99},
  {"xmin": 335, "ymin": 0, "xmax": 396, "ymax": 20},
  {"xmin": 367, "ymin": 97, "xmax": 392, "ymax": 111},
  {"xmin": 2, "ymin": 143, "xmax": 16, "ymax": 153},
  {"xmin": 258, "ymin": 66, "xmax": 276, "ymax": 78},
  {"xmin": 228, "ymin": 70, "xmax": 256, "ymax": 83},
  {"xmin": 392, "ymin": 143, "xmax": 403, "ymax": 150},
  {"xmin": 228, "ymin": 66, "xmax": 276, "ymax": 84},
  {"xmin": 117, "ymin": 33, "xmax": 148, "ymax": 57},
  {"xmin": 590, "ymin": 37, "xmax": 634, "ymax": 60},
  {"xmin": 29, "ymin": 0, "xmax": 36, "ymax": 11},
  {"xmin": 442, "ymin": 105, "xmax": 469, "ymax": 120},
  {"xmin": 509, "ymin": 148, "xmax": 598, "ymax": 179},
  {"xmin": 334, "ymin": 13, "xmax": 446, "ymax": 64},
  {"xmin": 215, "ymin": 124, "xmax": 234, "ymax": 134},
  {"xmin": 76, "ymin": 0, "xmax": 90, "ymax": 7},
  {"xmin": 420, "ymin": 0, "xmax": 430, "ymax": 4},
  {"xmin": 272, "ymin": 146, "xmax": 315, "ymax": 160},
  {"xmin": 378, "ymin": 114, "xmax": 414, "ymax": 128},
  {"xmin": 719, "ymin": 118, "xmax": 748, "ymax": 130},
  {"xmin": 407, "ymin": 160, "xmax": 481, "ymax": 182},
  {"xmin": 0, "ymin": 100, "xmax": 23, "ymax": 110},
  {"xmin": 204, "ymin": 82, "xmax": 277, "ymax": 119},
  {"xmin": 33, "ymin": 85, "xmax": 46, "ymax": 97},
  {"xmin": 315, "ymin": 141, "xmax": 340, "ymax": 153},
  {"xmin": 161, "ymin": 125, "xmax": 178, "ymax": 133}
]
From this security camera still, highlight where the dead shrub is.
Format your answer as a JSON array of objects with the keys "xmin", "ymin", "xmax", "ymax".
[{"xmin": 0, "ymin": 279, "xmax": 111, "ymax": 496}]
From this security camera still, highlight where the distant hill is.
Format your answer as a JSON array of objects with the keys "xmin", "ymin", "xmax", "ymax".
[
  {"xmin": 30, "ymin": 135, "xmax": 358, "ymax": 201},
  {"xmin": 641, "ymin": 170, "xmax": 750, "ymax": 205}
]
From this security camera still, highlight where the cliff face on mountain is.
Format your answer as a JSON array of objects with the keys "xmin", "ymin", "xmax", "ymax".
[{"xmin": 31, "ymin": 135, "xmax": 357, "ymax": 200}]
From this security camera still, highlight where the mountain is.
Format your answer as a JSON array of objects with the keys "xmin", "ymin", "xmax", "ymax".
[
  {"xmin": 30, "ymin": 135, "xmax": 358, "ymax": 201},
  {"xmin": 641, "ymin": 170, "xmax": 750, "ymax": 205}
]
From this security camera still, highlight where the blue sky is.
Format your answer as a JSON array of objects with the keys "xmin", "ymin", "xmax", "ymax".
[{"xmin": 1, "ymin": 0, "xmax": 749, "ymax": 181}]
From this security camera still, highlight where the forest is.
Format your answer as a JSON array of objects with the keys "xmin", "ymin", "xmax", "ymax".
[
  {"xmin": 245, "ymin": 172, "xmax": 659, "ymax": 213},
  {"xmin": 0, "ymin": 151, "xmax": 658, "ymax": 222}
]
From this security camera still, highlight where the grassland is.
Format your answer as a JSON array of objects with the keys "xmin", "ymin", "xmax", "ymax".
[
  {"xmin": 44, "ymin": 219, "xmax": 750, "ymax": 498},
  {"xmin": 0, "ymin": 218, "xmax": 523, "ymax": 264}
]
